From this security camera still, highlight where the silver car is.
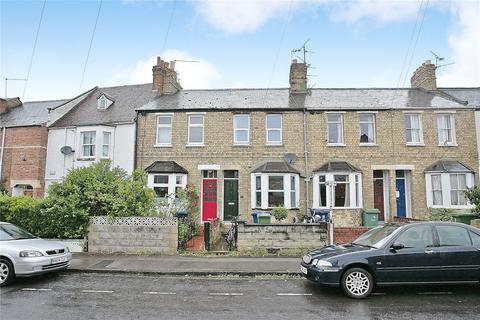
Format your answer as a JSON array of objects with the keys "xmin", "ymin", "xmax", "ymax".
[{"xmin": 0, "ymin": 222, "xmax": 72, "ymax": 286}]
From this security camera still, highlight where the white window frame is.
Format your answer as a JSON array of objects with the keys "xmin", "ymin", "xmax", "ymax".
[
  {"xmin": 155, "ymin": 114, "xmax": 172, "ymax": 147},
  {"xmin": 312, "ymin": 172, "xmax": 363, "ymax": 209},
  {"xmin": 97, "ymin": 94, "xmax": 113, "ymax": 110},
  {"xmin": 187, "ymin": 114, "xmax": 204, "ymax": 146},
  {"xmin": 80, "ymin": 131, "xmax": 96, "ymax": 158},
  {"xmin": 101, "ymin": 131, "xmax": 111, "ymax": 158},
  {"xmin": 147, "ymin": 173, "xmax": 187, "ymax": 203},
  {"xmin": 266, "ymin": 114, "xmax": 282, "ymax": 145},
  {"xmin": 437, "ymin": 113, "xmax": 456, "ymax": 146},
  {"xmin": 359, "ymin": 113, "xmax": 376, "ymax": 145},
  {"xmin": 233, "ymin": 114, "xmax": 250, "ymax": 145},
  {"xmin": 326, "ymin": 113, "xmax": 344, "ymax": 145},
  {"xmin": 425, "ymin": 172, "xmax": 474, "ymax": 209},
  {"xmin": 250, "ymin": 173, "xmax": 299, "ymax": 209},
  {"xmin": 405, "ymin": 113, "xmax": 424, "ymax": 145}
]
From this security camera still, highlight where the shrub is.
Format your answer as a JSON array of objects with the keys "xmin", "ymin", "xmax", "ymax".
[
  {"xmin": 0, "ymin": 195, "xmax": 44, "ymax": 233},
  {"xmin": 465, "ymin": 186, "xmax": 480, "ymax": 216},
  {"xmin": 272, "ymin": 207, "xmax": 288, "ymax": 222},
  {"xmin": 429, "ymin": 208, "xmax": 454, "ymax": 221}
]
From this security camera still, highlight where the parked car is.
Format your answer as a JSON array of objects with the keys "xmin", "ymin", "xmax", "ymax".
[
  {"xmin": 301, "ymin": 222, "xmax": 480, "ymax": 299},
  {"xmin": 0, "ymin": 222, "xmax": 72, "ymax": 286}
]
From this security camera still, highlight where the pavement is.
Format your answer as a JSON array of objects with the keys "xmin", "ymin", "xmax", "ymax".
[{"xmin": 70, "ymin": 253, "xmax": 302, "ymax": 276}]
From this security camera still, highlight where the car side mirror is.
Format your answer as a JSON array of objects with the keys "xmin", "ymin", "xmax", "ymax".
[{"xmin": 390, "ymin": 243, "xmax": 405, "ymax": 251}]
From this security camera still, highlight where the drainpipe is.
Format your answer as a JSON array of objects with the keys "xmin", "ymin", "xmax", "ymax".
[
  {"xmin": 0, "ymin": 127, "xmax": 6, "ymax": 181},
  {"xmin": 303, "ymin": 109, "xmax": 309, "ymax": 217}
]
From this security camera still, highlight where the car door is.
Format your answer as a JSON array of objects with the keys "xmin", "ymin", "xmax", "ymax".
[
  {"xmin": 379, "ymin": 224, "xmax": 440, "ymax": 284},
  {"xmin": 433, "ymin": 224, "xmax": 480, "ymax": 282}
]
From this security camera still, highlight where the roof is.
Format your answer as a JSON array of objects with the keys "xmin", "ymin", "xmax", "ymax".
[
  {"xmin": 313, "ymin": 160, "xmax": 361, "ymax": 173},
  {"xmin": 144, "ymin": 161, "xmax": 188, "ymax": 174},
  {"xmin": 137, "ymin": 87, "xmax": 470, "ymax": 112},
  {"xmin": 51, "ymin": 83, "xmax": 155, "ymax": 127},
  {"xmin": 440, "ymin": 88, "xmax": 480, "ymax": 107},
  {"xmin": 424, "ymin": 159, "xmax": 474, "ymax": 173},
  {"xmin": 251, "ymin": 161, "xmax": 300, "ymax": 174},
  {"xmin": 1, "ymin": 99, "xmax": 68, "ymax": 128}
]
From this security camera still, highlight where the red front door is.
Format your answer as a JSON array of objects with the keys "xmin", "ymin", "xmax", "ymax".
[
  {"xmin": 373, "ymin": 179, "xmax": 385, "ymax": 221},
  {"xmin": 202, "ymin": 179, "xmax": 217, "ymax": 222}
]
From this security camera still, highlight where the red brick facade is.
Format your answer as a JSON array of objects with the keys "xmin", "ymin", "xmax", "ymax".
[
  {"xmin": 333, "ymin": 227, "xmax": 370, "ymax": 244},
  {"xmin": 0, "ymin": 126, "xmax": 48, "ymax": 197}
]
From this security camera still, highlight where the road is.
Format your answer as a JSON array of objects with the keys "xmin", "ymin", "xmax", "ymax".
[{"xmin": 1, "ymin": 272, "xmax": 479, "ymax": 320}]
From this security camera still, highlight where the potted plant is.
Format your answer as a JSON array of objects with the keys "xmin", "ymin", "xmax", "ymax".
[{"xmin": 272, "ymin": 207, "xmax": 288, "ymax": 223}]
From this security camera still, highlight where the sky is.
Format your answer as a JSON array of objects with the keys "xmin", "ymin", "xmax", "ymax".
[{"xmin": 1, "ymin": 0, "xmax": 479, "ymax": 102}]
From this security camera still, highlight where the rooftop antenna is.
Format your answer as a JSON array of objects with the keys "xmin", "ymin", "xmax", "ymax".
[
  {"xmin": 430, "ymin": 51, "xmax": 455, "ymax": 69},
  {"xmin": 291, "ymin": 39, "xmax": 314, "ymax": 64},
  {"xmin": 173, "ymin": 59, "xmax": 200, "ymax": 63}
]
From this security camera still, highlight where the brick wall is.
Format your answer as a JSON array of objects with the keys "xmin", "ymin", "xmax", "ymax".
[
  {"xmin": 333, "ymin": 227, "xmax": 370, "ymax": 244},
  {"xmin": 1, "ymin": 126, "xmax": 48, "ymax": 197}
]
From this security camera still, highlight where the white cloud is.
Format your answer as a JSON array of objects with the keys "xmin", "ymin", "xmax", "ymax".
[
  {"xmin": 110, "ymin": 49, "xmax": 220, "ymax": 89},
  {"xmin": 195, "ymin": 0, "xmax": 300, "ymax": 34},
  {"xmin": 437, "ymin": 1, "xmax": 480, "ymax": 87}
]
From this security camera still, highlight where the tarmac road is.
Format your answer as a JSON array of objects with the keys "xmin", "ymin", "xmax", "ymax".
[{"xmin": 1, "ymin": 272, "xmax": 479, "ymax": 320}]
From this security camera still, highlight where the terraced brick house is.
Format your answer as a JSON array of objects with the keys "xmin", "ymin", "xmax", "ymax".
[{"xmin": 134, "ymin": 58, "xmax": 478, "ymax": 227}]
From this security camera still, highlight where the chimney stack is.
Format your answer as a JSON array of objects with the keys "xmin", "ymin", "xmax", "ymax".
[
  {"xmin": 410, "ymin": 60, "xmax": 437, "ymax": 91},
  {"xmin": 289, "ymin": 59, "xmax": 308, "ymax": 94},
  {"xmin": 152, "ymin": 57, "xmax": 182, "ymax": 96},
  {"xmin": 0, "ymin": 97, "xmax": 22, "ymax": 115}
]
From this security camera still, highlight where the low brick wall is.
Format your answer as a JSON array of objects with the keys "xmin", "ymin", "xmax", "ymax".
[
  {"xmin": 333, "ymin": 227, "xmax": 370, "ymax": 244},
  {"xmin": 88, "ymin": 216, "xmax": 178, "ymax": 254},
  {"xmin": 237, "ymin": 222, "xmax": 327, "ymax": 251}
]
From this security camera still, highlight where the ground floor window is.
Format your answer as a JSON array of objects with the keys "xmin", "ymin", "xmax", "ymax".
[
  {"xmin": 148, "ymin": 173, "xmax": 187, "ymax": 202},
  {"xmin": 312, "ymin": 172, "xmax": 362, "ymax": 208},
  {"xmin": 251, "ymin": 173, "xmax": 299, "ymax": 209},
  {"xmin": 426, "ymin": 172, "xmax": 473, "ymax": 208}
]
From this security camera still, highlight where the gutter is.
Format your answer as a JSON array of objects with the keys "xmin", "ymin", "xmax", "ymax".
[
  {"xmin": 0, "ymin": 127, "xmax": 5, "ymax": 182},
  {"xmin": 303, "ymin": 109, "xmax": 309, "ymax": 217}
]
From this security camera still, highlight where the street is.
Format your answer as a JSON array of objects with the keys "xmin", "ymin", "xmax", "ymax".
[{"xmin": 1, "ymin": 272, "xmax": 479, "ymax": 320}]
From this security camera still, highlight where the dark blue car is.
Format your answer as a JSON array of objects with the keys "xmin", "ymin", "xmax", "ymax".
[{"xmin": 301, "ymin": 222, "xmax": 480, "ymax": 298}]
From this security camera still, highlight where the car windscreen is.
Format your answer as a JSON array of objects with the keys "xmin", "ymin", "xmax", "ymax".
[
  {"xmin": 0, "ymin": 224, "xmax": 37, "ymax": 241},
  {"xmin": 352, "ymin": 224, "xmax": 402, "ymax": 248}
]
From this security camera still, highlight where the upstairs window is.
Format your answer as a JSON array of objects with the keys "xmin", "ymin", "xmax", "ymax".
[
  {"xmin": 156, "ymin": 115, "xmax": 172, "ymax": 146},
  {"xmin": 102, "ymin": 131, "xmax": 111, "ymax": 158},
  {"xmin": 233, "ymin": 115, "xmax": 250, "ymax": 145},
  {"xmin": 266, "ymin": 114, "xmax": 282, "ymax": 145},
  {"xmin": 188, "ymin": 114, "xmax": 204, "ymax": 145},
  {"xmin": 405, "ymin": 114, "xmax": 423, "ymax": 145},
  {"xmin": 97, "ymin": 94, "xmax": 113, "ymax": 110},
  {"xmin": 80, "ymin": 131, "xmax": 96, "ymax": 157},
  {"xmin": 359, "ymin": 113, "xmax": 376, "ymax": 144},
  {"xmin": 327, "ymin": 113, "xmax": 344, "ymax": 144},
  {"xmin": 437, "ymin": 114, "xmax": 456, "ymax": 146}
]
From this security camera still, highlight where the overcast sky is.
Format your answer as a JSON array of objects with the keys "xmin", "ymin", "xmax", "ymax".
[{"xmin": 1, "ymin": 0, "xmax": 479, "ymax": 102}]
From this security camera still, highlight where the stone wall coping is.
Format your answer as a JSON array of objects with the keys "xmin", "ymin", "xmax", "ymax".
[{"xmin": 239, "ymin": 222, "xmax": 327, "ymax": 227}]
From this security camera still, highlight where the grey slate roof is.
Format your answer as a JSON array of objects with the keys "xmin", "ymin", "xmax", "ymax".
[
  {"xmin": 440, "ymin": 88, "xmax": 480, "ymax": 107},
  {"xmin": 51, "ymin": 83, "xmax": 155, "ymax": 127},
  {"xmin": 145, "ymin": 161, "xmax": 189, "ymax": 174},
  {"xmin": 137, "ymin": 87, "xmax": 469, "ymax": 112},
  {"xmin": 1, "ymin": 99, "xmax": 68, "ymax": 128},
  {"xmin": 251, "ymin": 161, "xmax": 300, "ymax": 174},
  {"xmin": 424, "ymin": 159, "xmax": 474, "ymax": 173},
  {"xmin": 313, "ymin": 160, "xmax": 362, "ymax": 173}
]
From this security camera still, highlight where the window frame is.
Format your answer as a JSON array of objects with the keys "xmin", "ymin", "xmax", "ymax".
[
  {"xmin": 233, "ymin": 114, "xmax": 250, "ymax": 145},
  {"xmin": 265, "ymin": 114, "xmax": 283, "ymax": 146},
  {"xmin": 326, "ymin": 112, "xmax": 345, "ymax": 145},
  {"xmin": 155, "ymin": 114, "xmax": 173, "ymax": 147},
  {"xmin": 101, "ymin": 131, "xmax": 111, "ymax": 158},
  {"xmin": 405, "ymin": 113, "xmax": 424, "ymax": 145},
  {"xmin": 426, "ymin": 172, "xmax": 474, "ymax": 209},
  {"xmin": 187, "ymin": 114, "xmax": 205, "ymax": 146},
  {"xmin": 80, "ymin": 131, "xmax": 96, "ymax": 158},
  {"xmin": 437, "ymin": 113, "xmax": 456, "ymax": 146},
  {"xmin": 148, "ymin": 173, "xmax": 187, "ymax": 203},
  {"xmin": 359, "ymin": 113, "xmax": 376, "ymax": 145},
  {"xmin": 251, "ymin": 173, "xmax": 299, "ymax": 209},
  {"xmin": 312, "ymin": 172, "xmax": 363, "ymax": 209}
]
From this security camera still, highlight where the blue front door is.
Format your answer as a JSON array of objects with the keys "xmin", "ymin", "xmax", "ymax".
[{"xmin": 396, "ymin": 178, "xmax": 406, "ymax": 217}]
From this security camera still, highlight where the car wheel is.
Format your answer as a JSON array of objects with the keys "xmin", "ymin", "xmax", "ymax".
[
  {"xmin": 341, "ymin": 267, "xmax": 373, "ymax": 299},
  {"xmin": 0, "ymin": 258, "xmax": 15, "ymax": 286}
]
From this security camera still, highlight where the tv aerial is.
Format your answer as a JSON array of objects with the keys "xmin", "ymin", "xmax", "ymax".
[
  {"xmin": 430, "ymin": 51, "xmax": 455, "ymax": 69},
  {"xmin": 291, "ymin": 39, "xmax": 314, "ymax": 64}
]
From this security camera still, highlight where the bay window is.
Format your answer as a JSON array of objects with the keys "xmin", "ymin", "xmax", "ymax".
[
  {"xmin": 148, "ymin": 173, "xmax": 187, "ymax": 201},
  {"xmin": 251, "ymin": 173, "xmax": 299, "ymax": 209},
  {"xmin": 80, "ymin": 131, "xmax": 96, "ymax": 158},
  {"xmin": 313, "ymin": 172, "xmax": 362, "ymax": 208}
]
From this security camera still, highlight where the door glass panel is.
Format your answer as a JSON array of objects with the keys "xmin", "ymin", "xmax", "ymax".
[
  {"xmin": 395, "ymin": 225, "xmax": 434, "ymax": 249},
  {"xmin": 437, "ymin": 225, "xmax": 472, "ymax": 247},
  {"xmin": 224, "ymin": 170, "xmax": 238, "ymax": 179}
]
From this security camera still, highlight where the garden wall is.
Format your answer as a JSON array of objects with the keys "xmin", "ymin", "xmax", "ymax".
[
  {"xmin": 237, "ymin": 222, "xmax": 327, "ymax": 251},
  {"xmin": 333, "ymin": 227, "xmax": 370, "ymax": 244},
  {"xmin": 88, "ymin": 216, "xmax": 178, "ymax": 254}
]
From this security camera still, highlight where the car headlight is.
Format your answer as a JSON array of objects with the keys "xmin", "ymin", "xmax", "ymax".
[
  {"xmin": 302, "ymin": 254, "xmax": 312, "ymax": 264},
  {"xmin": 19, "ymin": 250, "xmax": 44, "ymax": 257},
  {"xmin": 313, "ymin": 259, "xmax": 332, "ymax": 267}
]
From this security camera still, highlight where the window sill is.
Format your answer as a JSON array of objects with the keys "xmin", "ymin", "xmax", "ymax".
[
  {"xmin": 438, "ymin": 143, "xmax": 458, "ymax": 147},
  {"xmin": 359, "ymin": 143, "xmax": 377, "ymax": 147},
  {"xmin": 77, "ymin": 157, "xmax": 95, "ymax": 161},
  {"xmin": 266, "ymin": 143, "xmax": 283, "ymax": 147},
  {"xmin": 154, "ymin": 144, "xmax": 172, "ymax": 148},
  {"xmin": 186, "ymin": 144, "xmax": 205, "ymax": 147},
  {"xmin": 327, "ymin": 143, "xmax": 346, "ymax": 147},
  {"xmin": 406, "ymin": 143, "xmax": 425, "ymax": 147}
]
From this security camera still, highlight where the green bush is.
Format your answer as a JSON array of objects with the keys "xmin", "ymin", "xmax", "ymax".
[
  {"xmin": 272, "ymin": 207, "xmax": 288, "ymax": 222},
  {"xmin": 429, "ymin": 208, "xmax": 454, "ymax": 221},
  {"xmin": 465, "ymin": 186, "xmax": 480, "ymax": 216},
  {"xmin": 0, "ymin": 195, "xmax": 44, "ymax": 233}
]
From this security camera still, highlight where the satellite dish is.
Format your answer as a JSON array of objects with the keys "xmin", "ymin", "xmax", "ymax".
[
  {"xmin": 60, "ymin": 146, "xmax": 74, "ymax": 155},
  {"xmin": 283, "ymin": 153, "xmax": 298, "ymax": 164}
]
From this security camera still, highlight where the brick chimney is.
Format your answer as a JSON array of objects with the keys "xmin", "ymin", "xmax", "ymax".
[
  {"xmin": 152, "ymin": 57, "xmax": 182, "ymax": 96},
  {"xmin": 410, "ymin": 60, "xmax": 437, "ymax": 91},
  {"xmin": 0, "ymin": 99, "xmax": 6, "ymax": 115},
  {"xmin": 289, "ymin": 59, "xmax": 308, "ymax": 94},
  {"xmin": 0, "ymin": 97, "xmax": 22, "ymax": 115}
]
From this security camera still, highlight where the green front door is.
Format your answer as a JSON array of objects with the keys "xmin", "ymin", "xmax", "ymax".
[{"xmin": 223, "ymin": 171, "xmax": 239, "ymax": 221}]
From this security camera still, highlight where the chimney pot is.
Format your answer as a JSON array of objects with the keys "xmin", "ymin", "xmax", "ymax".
[{"xmin": 170, "ymin": 61, "xmax": 175, "ymax": 70}]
